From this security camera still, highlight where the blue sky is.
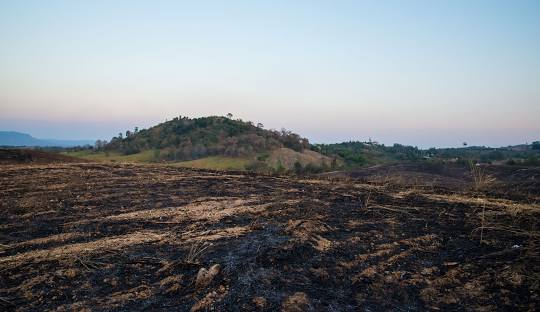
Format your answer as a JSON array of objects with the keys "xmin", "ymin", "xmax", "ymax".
[{"xmin": 0, "ymin": 0, "xmax": 539, "ymax": 147}]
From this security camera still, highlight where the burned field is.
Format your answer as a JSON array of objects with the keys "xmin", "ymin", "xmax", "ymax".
[
  {"xmin": 1, "ymin": 163, "xmax": 539, "ymax": 311},
  {"xmin": 0, "ymin": 149, "xmax": 86, "ymax": 165}
]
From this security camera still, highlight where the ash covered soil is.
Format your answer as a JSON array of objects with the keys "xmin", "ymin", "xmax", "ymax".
[{"xmin": 0, "ymin": 163, "xmax": 539, "ymax": 311}]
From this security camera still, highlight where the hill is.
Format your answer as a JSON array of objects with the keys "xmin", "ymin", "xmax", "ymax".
[
  {"xmin": 103, "ymin": 116, "xmax": 310, "ymax": 158},
  {"xmin": 76, "ymin": 116, "xmax": 332, "ymax": 171},
  {"xmin": 0, "ymin": 131, "xmax": 94, "ymax": 147}
]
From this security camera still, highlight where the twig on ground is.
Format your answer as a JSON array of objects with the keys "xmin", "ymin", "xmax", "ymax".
[
  {"xmin": 367, "ymin": 205, "xmax": 416, "ymax": 217},
  {"xmin": 0, "ymin": 297, "xmax": 14, "ymax": 305},
  {"xmin": 74, "ymin": 255, "xmax": 102, "ymax": 271}
]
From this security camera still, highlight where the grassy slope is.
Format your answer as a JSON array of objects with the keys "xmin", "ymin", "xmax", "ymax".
[
  {"xmin": 266, "ymin": 148, "xmax": 333, "ymax": 168},
  {"xmin": 65, "ymin": 150, "xmax": 158, "ymax": 162},
  {"xmin": 174, "ymin": 156, "xmax": 252, "ymax": 170},
  {"xmin": 66, "ymin": 147, "xmax": 330, "ymax": 171},
  {"xmin": 66, "ymin": 150, "xmax": 251, "ymax": 170}
]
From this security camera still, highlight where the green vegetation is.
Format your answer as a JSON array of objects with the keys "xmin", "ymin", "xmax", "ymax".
[
  {"xmin": 430, "ymin": 145, "xmax": 540, "ymax": 166},
  {"xmin": 174, "ymin": 156, "xmax": 252, "ymax": 171},
  {"xmin": 314, "ymin": 142, "xmax": 423, "ymax": 168},
  {"xmin": 64, "ymin": 116, "xmax": 539, "ymax": 171},
  {"xmin": 65, "ymin": 149, "xmax": 159, "ymax": 162},
  {"xmin": 100, "ymin": 115, "xmax": 310, "ymax": 161},
  {"xmin": 313, "ymin": 141, "xmax": 540, "ymax": 169},
  {"xmin": 71, "ymin": 115, "xmax": 328, "ymax": 173}
]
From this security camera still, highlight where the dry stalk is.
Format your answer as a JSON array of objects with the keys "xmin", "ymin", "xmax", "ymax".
[
  {"xmin": 363, "ymin": 189, "xmax": 372, "ymax": 209},
  {"xmin": 471, "ymin": 226, "xmax": 540, "ymax": 238},
  {"xmin": 480, "ymin": 199, "xmax": 486, "ymax": 245},
  {"xmin": 74, "ymin": 255, "xmax": 103, "ymax": 271}
]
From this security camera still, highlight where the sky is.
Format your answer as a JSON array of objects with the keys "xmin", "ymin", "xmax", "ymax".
[{"xmin": 0, "ymin": 0, "xmax": 539, "ymax": 148}]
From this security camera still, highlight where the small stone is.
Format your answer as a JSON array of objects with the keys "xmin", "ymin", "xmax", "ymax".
[
  {"xmin": 64, "ymin": 268, "xmax": 77, "ymax": 278},
  {"xmin": 253, "ymin": 296, "xmax": 267, "ymax": 309},
  {"xmin": 282, "ymin": 292, "xmax": 312, "ymax": 312},
  {"xmin": 195, "ymin": 264, "xmax": 221, "ymax": 289}
]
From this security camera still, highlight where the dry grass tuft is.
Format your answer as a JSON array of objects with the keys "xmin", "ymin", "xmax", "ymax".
[
  {"xmin": 468, "ymin": 161, "xmax": 495, "ymax": 190},
  {"xmin": 363, "ymin": 189, "xmax": 372, "ymax": 209},
  {"xmin": 186, "ymin": 240, "xmax": 213, "ymax": 264}
]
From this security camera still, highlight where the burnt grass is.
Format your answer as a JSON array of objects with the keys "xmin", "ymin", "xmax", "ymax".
[{"xmin": 0, "ymin": 163, "xmax": 539, "ymax": 311}]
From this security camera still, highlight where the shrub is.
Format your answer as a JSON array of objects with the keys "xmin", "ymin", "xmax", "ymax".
[
  {"xmin": 522, "ymin": 155, "xmax": 540, "ymax": 166},
  {"xmin": 245, "ymin": 160, "xmax": 271, "ymax": 173}
]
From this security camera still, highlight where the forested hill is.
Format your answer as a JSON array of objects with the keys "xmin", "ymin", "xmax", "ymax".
[{"xmin": 102, "ymin": 116, "xmax": 310, "ymax": 161}]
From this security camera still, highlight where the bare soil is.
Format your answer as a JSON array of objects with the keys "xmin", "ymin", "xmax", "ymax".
[{"xmin": 1, "ymin": 163, "xmax": 539, "ymax": 311}]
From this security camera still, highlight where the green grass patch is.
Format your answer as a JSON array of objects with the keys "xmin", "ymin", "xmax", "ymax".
[
  {"xmin": 64, "ymin": 150, "xmax": 158, "ymax": 163},
  {"xmin": 174, "ymin": 156, "xmax": 252, "ymax": 170},
  {"xmin": 66, "ymin": 150, "xmax": 256, "ymax": 170}
]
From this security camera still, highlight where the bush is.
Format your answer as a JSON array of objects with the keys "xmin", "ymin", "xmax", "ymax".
[
  {"xmin": 522, "ymin": 155, "xmax": 540, "ymax": 166},
  {"xmin": 293, "ymin": 161, "xmax": 303, "ymax": 174},
  {"xmin": 245, "ymin": 160, "xmax": 271, "ymax": 173},
  {"xmin": 152, "ymin": 149, "xmax": 161, "ymax": 162},
  {"xmin": 506, "ymin": 159, "xmax": 517, "ymax": 165},
  {"xmin": 275, "ymin": 160, "xmax": 287, "ymax": 175},
  {"xmin": 293, "ymin": 161, "xmax": 323, "ymax": 175}
]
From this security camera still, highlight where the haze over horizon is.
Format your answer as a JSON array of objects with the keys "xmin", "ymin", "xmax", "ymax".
[{"xmin": 1, "ymin": 0, "xmax": 539, "ymax": 148}]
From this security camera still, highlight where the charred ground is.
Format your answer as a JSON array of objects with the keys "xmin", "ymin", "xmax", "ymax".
[
  {"xmin": 0, "ymin": 149, "xmax": 86, "ymax": 165},
  {"xmin": 0, "ymin": 163, "xmax": 539, "ymax": 311}
]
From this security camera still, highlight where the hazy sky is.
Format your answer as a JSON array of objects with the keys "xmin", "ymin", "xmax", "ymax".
[{"xmin": 1, "ymin": 0, "xmax": 539, "ymax": 148}]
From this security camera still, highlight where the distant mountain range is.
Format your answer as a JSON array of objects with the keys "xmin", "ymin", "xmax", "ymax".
[{"xmin": 0, "ymin": 131, "xmax": 94, "ymax": 147}]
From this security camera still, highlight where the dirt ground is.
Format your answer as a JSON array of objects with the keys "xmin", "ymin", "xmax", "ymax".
[{"xmin": 1, "ymin": 163, "xmax": 539, "ymax": 311}]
